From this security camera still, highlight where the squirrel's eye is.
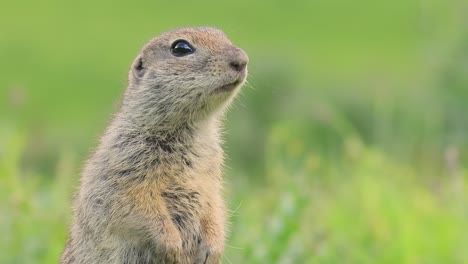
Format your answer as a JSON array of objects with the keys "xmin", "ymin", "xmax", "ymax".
[{"xmin": 170, "ymin": 40, "xmax": 194, "ymax": 57}]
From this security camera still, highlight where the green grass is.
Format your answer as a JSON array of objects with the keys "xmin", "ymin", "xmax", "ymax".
[
  {"xmin": 2, "ymin": 124, "xmax": 468, "ymax": 263},
  {"xmin": 1, "ymin": 0, "xmax": 468, "ymax": 263}
]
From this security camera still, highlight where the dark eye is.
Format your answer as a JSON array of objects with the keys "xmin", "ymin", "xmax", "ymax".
[{"xmin": 170, "ymin": 40, "xmax": 195, "ymax": 57}]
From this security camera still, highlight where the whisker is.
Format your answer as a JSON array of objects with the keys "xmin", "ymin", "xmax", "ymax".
[{"xmin": 223, "ymin": 254, "xmax": 234, "ymax": 264}]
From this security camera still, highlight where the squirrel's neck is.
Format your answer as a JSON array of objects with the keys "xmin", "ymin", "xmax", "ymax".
[
  {"xmin": 111, "ymin": 108, "xmax": 221, "ymax": 142},
  {"xmin": 87, "ymin": 111, "xmax": 222, "ymax": 181}
]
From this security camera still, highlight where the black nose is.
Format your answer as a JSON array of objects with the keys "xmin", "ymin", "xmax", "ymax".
[{"xmin": 229, "ymin": 60, "xmax": 247, "ymax": 72}]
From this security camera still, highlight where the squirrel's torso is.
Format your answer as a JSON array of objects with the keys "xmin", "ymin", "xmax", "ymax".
[{"xmin": 63, "ymin": 120, "xmax": 225, "ymax": 263}]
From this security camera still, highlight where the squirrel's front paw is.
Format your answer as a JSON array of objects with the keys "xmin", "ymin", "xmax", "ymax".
[
  {"xmin": 153, "ymin": 225, "xmax": 185, "ymax": 263},
  {"xmin": 161, "ymin": 238, "xmax": 191, "ymax": 264},
  {"xmin": 194, "ymin": 244, "xmax": 223, "ymax": 264}
]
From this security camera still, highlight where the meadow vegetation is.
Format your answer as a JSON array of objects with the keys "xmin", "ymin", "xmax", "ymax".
[{"xmin": 1, "ymin": 0, "xmax": 467, "ymax": 263}]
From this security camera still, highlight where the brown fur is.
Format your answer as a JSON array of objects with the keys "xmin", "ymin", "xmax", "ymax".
[{"xmin": 61, "ymin": 27, "xmax": 248, "ymax": 264}]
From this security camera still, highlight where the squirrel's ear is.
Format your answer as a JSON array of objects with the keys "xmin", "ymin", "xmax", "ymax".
[{"xmin": 133, "ymin": 57, "xmax": 146, "ymax": 79}]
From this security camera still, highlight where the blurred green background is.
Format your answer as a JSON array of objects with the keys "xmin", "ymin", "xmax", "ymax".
[{"xmin": 1, "ymin": 0, "xmax": 468, "ymax": 263}]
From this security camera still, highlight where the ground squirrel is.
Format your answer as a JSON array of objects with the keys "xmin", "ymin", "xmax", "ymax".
[{"xmin": 60, "ymin": 27, "xmax": 248, "ymax": 264}]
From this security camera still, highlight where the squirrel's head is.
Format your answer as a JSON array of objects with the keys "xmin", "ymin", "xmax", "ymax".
[{"xmin": 123, "ymin": 27, "xmax": 249, "ymax": 130}]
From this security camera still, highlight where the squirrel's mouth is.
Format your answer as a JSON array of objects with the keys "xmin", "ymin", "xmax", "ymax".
[{"xmin": 215, "ymin": 79, "xmax": 242, "ymax": 93}]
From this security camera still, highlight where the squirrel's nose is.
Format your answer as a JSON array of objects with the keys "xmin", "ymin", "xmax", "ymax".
[
  {"xmin": 228, "ymin": 47, "xmax": 249, "ymax": 72},
  {"xmin": 230, "ymin": 60, "xmax": 247, "ymax": 72}
]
